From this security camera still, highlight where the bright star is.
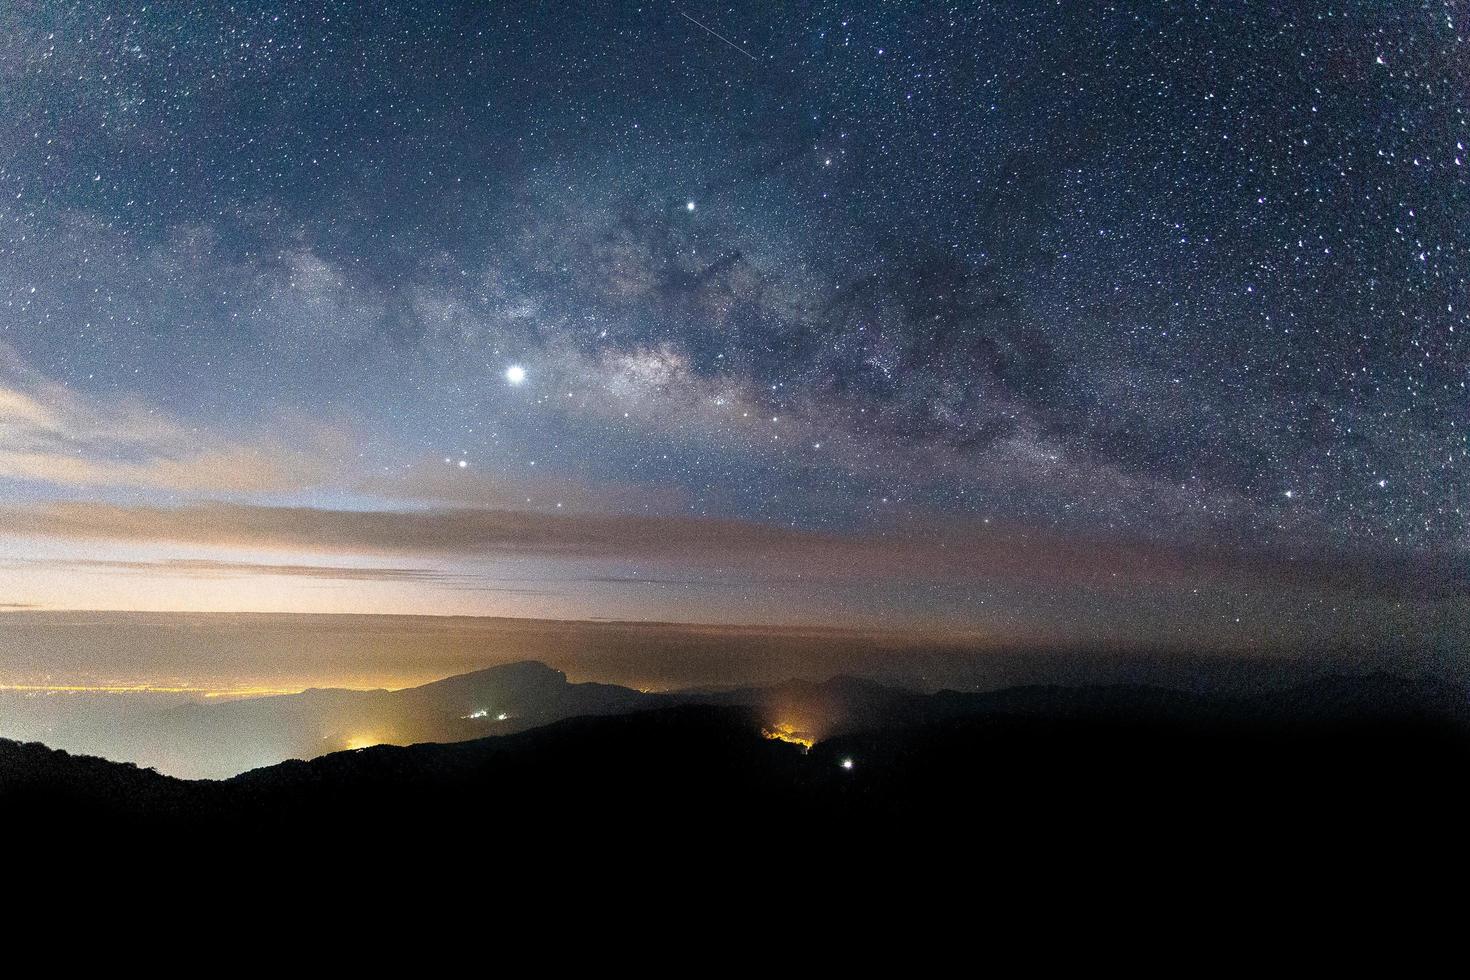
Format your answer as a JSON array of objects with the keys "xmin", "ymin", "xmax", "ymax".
[
  {"xmin": 685, "ymin": 200, "xmax": 696, "ymax": 212},
  {"xmin": 505, "ymin": 364, "xmax": 526, "ymax": 385},
  {"xmin": 840, "ymin": 757, "xmax": 854, "ymax": 770}
]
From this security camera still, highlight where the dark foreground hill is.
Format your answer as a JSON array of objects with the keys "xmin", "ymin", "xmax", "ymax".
[{"xmin": 4, "ymin": 672, "xmax": 1469, "ymax": 866}]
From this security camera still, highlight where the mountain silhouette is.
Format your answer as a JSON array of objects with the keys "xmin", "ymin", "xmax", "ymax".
[
  {"xmin": 35, "ymin": 660, "xmax": 658, "ymax": 779},
  {"xmin": 5, "ymin": 670, "xmax": 1468, "ymax": 859}
]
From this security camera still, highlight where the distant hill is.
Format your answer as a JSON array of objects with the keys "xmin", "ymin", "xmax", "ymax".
[
  {"xmin": 21, "ymin": 661, "xmax": 1470, "ymax": 781},
  {"xmin": 691, "ymin": 673, "xmax": 1247, "ymax": 739},
  {"xmin": 5, "ymin": 671, "xmax": 1468, "ymax": 857},
  {"xmin": 35, "ymin": 660, "xmax": 659, "ymax": 779}
]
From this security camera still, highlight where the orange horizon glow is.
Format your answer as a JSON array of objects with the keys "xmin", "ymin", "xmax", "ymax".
[{"xmin": 0, "ymin": 682, "xmax": 308, "ymax": 698}]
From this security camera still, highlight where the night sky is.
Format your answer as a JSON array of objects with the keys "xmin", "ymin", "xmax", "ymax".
[{"xmin": 0, "ymin": 3, "xmax": 1464, "ymax": 663}]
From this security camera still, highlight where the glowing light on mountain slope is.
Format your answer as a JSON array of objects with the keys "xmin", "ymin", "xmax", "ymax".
[
  {"xmin": 344, "ymin": 734, "xmax": 386, "ymax": 751},
  {"xmin": 761, "ymin": 721, "xmax": 816, "ymax": 751}
]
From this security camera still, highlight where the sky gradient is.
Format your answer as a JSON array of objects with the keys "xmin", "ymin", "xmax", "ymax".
[{"xmin": 0, "ymin": 2, "xmax": 1464, "ymax": 672}]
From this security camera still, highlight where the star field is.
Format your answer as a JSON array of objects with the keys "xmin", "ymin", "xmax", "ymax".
[{"xmin": 0, "ymin": 2, "xmax": 1463, "ymax": 647}]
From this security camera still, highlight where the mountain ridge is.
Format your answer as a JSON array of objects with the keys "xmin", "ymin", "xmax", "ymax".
[
  {"xmin": 26, "ymin": 659, "xmax": 662, "ymax": 779},
  {"xmin": 5, "ymin": 671, "xmax": 1469, "ymax": 860}
]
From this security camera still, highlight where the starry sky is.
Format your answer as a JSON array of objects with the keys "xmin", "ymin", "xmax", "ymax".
[{"xmin": 0, "ymin": 2, "xmax": 1464, "ymax": 659}]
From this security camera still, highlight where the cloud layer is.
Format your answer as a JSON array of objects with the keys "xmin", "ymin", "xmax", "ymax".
[
  {"xmin": 0, "ymin": 345, "xmax": 326, "ymax": 493},
  {"xmin": 4, "ymin": 499, "xmax": 1461, "ymax": 603}
]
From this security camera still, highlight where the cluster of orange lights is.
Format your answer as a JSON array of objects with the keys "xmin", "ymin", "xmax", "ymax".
[{"xmin": 761, "ymin": 721, "xmax": 816, "ymax": 751}]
